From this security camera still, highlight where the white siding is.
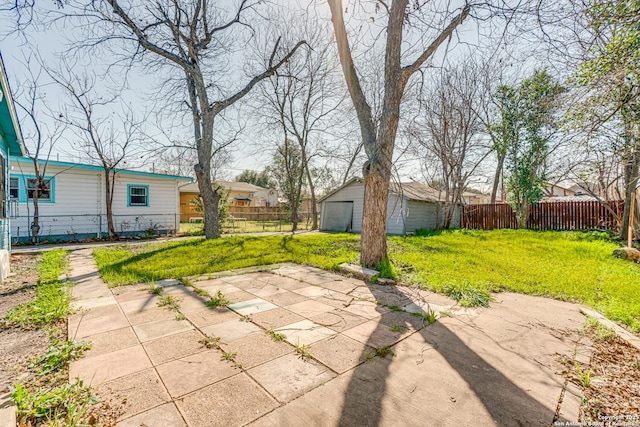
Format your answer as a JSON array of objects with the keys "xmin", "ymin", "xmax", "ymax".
[
  {"xmin": 385, "ymin": 193, "xmax": 405, "ymax": 235},
  {"xmin": 320, "ymin": 181, "xmax": 407, "ymax": 234},
  {"xmin": 9, "ymin": 162, "xmax": 182, "ymax": 241},
  {"xmin": 404, "ymin": 200, "xmax": 461, "ymax": 232},
  {"xmin": 321, "ymin": 181, "xmax": 365, "ymax": 232}
]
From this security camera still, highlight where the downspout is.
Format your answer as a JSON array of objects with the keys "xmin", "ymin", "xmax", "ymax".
[{"xmin": 97, "ymin": 172, "xmax": 103, "ymax": 238}]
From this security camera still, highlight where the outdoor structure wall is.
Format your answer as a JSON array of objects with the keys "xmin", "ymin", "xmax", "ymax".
[
  {"xmin": 0, "ymin": 143, "xmax": 9, "ymax": 280},
  {"xmin": 9, "ymin": 161, "xmax": 183, "ymax": 242},
  {"xmin": 320, "ymin": 180, "xmax": 365, "ymax": 232},
  {"xmin": 319, "ymin": 180, "xmax": 407, "ymax": 235},
  {"xmin": 403, "ymin": 201, "xmax": 461, "ymax": 232}
]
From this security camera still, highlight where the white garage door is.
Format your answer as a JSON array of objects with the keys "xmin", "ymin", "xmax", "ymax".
[{"xmin": 321, "ymin": 202, "xmax": 354, "ymax": 232}]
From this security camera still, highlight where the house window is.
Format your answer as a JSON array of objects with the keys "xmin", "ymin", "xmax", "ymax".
[
  {"xmin": 9, "ymin": 177, "xmax": 19, "ymax": 199},
  {"xmin": 128, "ymin": 185, "xmax": 149, "ymax": 206},
  {"xmin": 27, "ymin": 178, "xmax": 52, "ymax": 201}
]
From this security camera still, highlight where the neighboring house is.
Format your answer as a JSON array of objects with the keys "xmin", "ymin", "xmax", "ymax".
[
  {"xmin": 461, "ymin": 191, "xmax": 493, "ymax": 205},
  {"xmin": 319, "ymin": 178, "xmax": 461, "ymax": 235},
  {"xmin": 543, "ymin": 183, "xmax": 577, "ymax": 198},
  {"xmin": 0, "ymin": 55, "xmax": 26, "ymax": 279},
  {"xmin": 179, "ymin": 181, "xmax": 279, "ymax": 221},
  {"xmin": 9, "ymin": 156, "xmax": 191, "ymax": 242}
]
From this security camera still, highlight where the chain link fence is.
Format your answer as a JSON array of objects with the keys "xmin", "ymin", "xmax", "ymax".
[{"xmin": 11, "ymin": 213, "xmax": 179, "ymax": 244}]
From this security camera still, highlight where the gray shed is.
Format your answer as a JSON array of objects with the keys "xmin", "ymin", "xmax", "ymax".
[{"xmin": 319, "ymin": 178, "xmax": 460, "ymax": 234}]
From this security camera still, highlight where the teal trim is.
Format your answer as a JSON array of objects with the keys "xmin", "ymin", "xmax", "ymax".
[
  {"xmin": 9, "ymin": 156, "xmax": 192, "ymax": 181},
  {"xmin": 127, "ymin": 184, "xmax": 149, "ymax": 207},
  {"xmin": 0, "ymin": 55, "xmax": 26, "ymax": 156},
  {"xmin": 10, "ymin": 174, "xmax": 55, "ymax": 203}
]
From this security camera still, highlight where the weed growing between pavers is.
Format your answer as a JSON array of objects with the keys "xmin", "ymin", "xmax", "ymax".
[
  {"xmin": 390, "ymin": 323, "xmax": 407, "ymax": 333},
  {"xmin": 411, "ymin": 309, "xmax": 437, "ymax": 325},
  {"xmin": 221, "ymin": 352, "xmax": 237, "ymax": 362},
  {"xmin": 157, "ymin": 295, "xmax": 182, "ymax": 311},
  {"xmin": 199, "ymin": 335, "xmax": 221, "ymax": 349},
  {"xmin": 294, "ymin": 341, "xmax": 312, "ymax": 361},
  {"xmin": 366, "ymin": 346, "xmax": 395, "ymax": 360},
  {"xmin": 240, "ymin": 315, "xmax": 253, "ymax": 322},
  {"xmin": 206, "ymin": 291, "xmax": 229, "ymax": 308},
  {"xmin": 265, "ymin": 329, "xmax": 286, "ymax": 342}
]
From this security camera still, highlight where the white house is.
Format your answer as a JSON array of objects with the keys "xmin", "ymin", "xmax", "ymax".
[
  {"xmin": 319, "ymin": 178, "xmax": 461, "ymax": 234},
  {"xmin": 9, "ymin": 156, "xmax": 192, "ymax": 243},
  {"xmin": 0, "ymin": 55, "xmax": 26, "ymax": 279}
]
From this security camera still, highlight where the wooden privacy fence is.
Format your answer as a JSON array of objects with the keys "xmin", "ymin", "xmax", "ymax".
[{"xmin": 462, "ymin": 200, "xmax": 625, "ymax": 231}]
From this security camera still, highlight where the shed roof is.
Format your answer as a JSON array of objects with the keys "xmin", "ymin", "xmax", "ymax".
[{"xmin": 319, "ymin": 177, "xmax": 448, "ymax": 203}]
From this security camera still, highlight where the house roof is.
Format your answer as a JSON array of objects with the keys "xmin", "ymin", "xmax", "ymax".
[
  {"xmin": 319, "ymin": 177, "xmax": 449, "ymax": 203},
  {"xmin": 544, "ymin": 195, "xmax": 599, "ymax": 202},
  {"xmin": 179, "ymin": 181, "xmax": 269, "ymax": 193},
  {"xmin": 391, "ymin": 181, "xmax": 448, "ymax": 203},
  {"xmin": 10, "ymin": 156, "xmax": 192, "ymax": 181},
  {"xmin": 0, "ymin": 54, "xmax": 26, "ymax": 156}
]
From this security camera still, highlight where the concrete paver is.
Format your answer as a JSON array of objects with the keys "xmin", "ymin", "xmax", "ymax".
[
  {"xmin": 156, "ymin": 350, "xmax": 238, "ymax": 398},
  {"xmin": 247, "ymin": 353, "xmax": 336, "ymax": 403},
  {"xmin": 65, "ymin": 253, "xmax": 595, "ymax": 426},
  {"xmin": 116, "ymin": 403, "xmax": 186, "ymax": 427},
  {"xmin": 185, "ymin": 307, "xmax": 238, "ymax": 327},
  {"xmin": 284, "ymin": 299, "xmax": 334, "ymax": 317},
  {"xmin": 81, "ymin": 327, "xmax": 139, "ymax": 358},
  {"xmin": 309, "ymin": 309, "xmax": 368, "ymax": 332},
  {"xmin": 97, "ymin": 368, "xmax": 170, "ymax": 421},
  {"xmin": 132, "ymin": 318, "xmax": 194, "ymax": 343},
  {"xmin": 310, "ymin": 334, "xmax": 372, "ymax": 374},
  {"xmin": 177, "ymin": 374, "xmax": 277, "ymax": 427},
  {"xmin": 227, "ymin": 298, "xmax": 278, "ymax": 315},
  {"xmin": 69, "ymin": 345, "xmax": 152, "ymax": 385},
  {"xmin": 250, "ymin": 307, "xmax": 305, "ymax": 330},
  {"xmin": 200, "ymin": 318, "xmax": 262, "ymax": 343},
  {"xmin": 143, "ymin": 330, "xmax": 205, "ymax": 365},
  {"xmin": 220, "ymin": 332, "xmax": 292, "ymax": 369},
  {"xmin": 276, "ymin": 319, "xmax": 337, "ymax": 345}
]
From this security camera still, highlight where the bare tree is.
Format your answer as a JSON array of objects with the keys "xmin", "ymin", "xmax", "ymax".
[
  {"xmin": 13, "ymin": 57, "xmax": 66, "ymax": 244},
  {"xmin": 72, "ymin": 1, "xmax": 305, "ymax": 239},
  {"xmin": 328, "ymin": 0, "xmax": 472, "ymax": 266},
  {"xmin": 408, "ymin": 60, "xmax": 490, "ymax": 228},
  {"xmin": 49, "ymin": 66, "xmax": 143, "ymax": 238},
  {"xmin": 269, "ymin": 139, "xmax": 305, "ymax": 231},
  {"xmin": 261, "ymin": 18, "xmax": 342, "ymax": 230}
]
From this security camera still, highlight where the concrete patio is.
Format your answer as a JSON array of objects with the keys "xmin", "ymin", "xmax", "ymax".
[{"xmin": 67, "ymin": 248, "xmax": 590, "ymax": 426}]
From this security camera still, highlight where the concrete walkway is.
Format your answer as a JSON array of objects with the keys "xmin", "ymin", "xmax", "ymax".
[{"xmin": 67, "ymin": 249, "xmax": 591, "ymax": 426}]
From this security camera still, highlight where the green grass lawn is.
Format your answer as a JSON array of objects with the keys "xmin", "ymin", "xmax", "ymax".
[{"xmin": 93, "ymin": 230, "xmax": 640, "ymax": 332}]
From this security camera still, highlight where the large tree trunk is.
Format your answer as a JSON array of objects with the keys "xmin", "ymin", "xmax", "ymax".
[
  {"xmin": 31, "ymin": 193, "xmax": 39, "ymax": 244},
  {"xmin": 304, "ymin": 165, "xmax": 318, "ymax": 230},
  {"xmin": 620, "ymin": 145, "xmax": 640, "ymax": 240},
  {"xmin": 104, "ymin": 169, "xmax": 118, "ymax": 238},
  {"xmin": 361, "ymin": 160, "xmax": 391, "ymax": 267},
  {"xmin": 490, "ymin": 153, "xmax": 506, "ymax": 204},
  {"xmin": 195, "ymin": 167, "xmax": 221, "ymax": 239}
]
